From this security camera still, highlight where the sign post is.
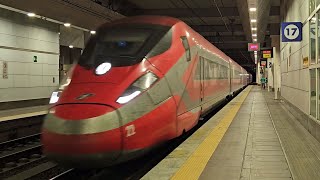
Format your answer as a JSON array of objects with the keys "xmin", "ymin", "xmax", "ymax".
[{"xmin": 273, "ymin": 47, "xmax": 278, "ymax": 99}]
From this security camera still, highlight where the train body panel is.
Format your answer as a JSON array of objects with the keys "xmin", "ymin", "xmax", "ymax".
[{"xmin": 42, "ymin": 16, "xmax": 251, "ymax": 167}]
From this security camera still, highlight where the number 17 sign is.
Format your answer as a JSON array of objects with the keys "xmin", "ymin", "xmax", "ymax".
[{"xmin": 281, "ymin": 22, "xmax": 303, "ymax": 42}]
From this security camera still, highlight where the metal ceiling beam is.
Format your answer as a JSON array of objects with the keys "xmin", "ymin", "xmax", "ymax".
[
  {"xmin": 192, "ymin": 24, "xmax": 243, "ymax": 32},
  {"xmin": 205, "ymin": 35, "xmax": 247, "ymax": 42},
  {"xmin": 213, "ymin": 43, "xmax": 248, "ymax": 50},
  {"xmin": 127, "ymin": 7, "xmax": 239, "ymax": 17},
  {"xmin": 257, "ymin": 0, "xmax": 272, "ymax": 44},
  {"xmin": 235, "ymin": 0, "xmax": 252, "ymax": 43},
  {"xmin": 212, "ymin": 41, "xmax": 249, "ymax": 44}
]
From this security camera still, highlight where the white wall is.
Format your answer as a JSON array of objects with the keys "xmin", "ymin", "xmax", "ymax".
[
  {"xmin": 280, "ymin": 0, "xmax": 309, "ymax": 114},
  {"xmin": 0, "ymin": 8, "xmax": 59, "ymax": 102}
]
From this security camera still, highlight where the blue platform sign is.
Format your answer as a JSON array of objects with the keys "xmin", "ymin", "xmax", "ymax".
[{"xmin": 281, "ymin": 22, "xmax": 303, "ymax": 42}]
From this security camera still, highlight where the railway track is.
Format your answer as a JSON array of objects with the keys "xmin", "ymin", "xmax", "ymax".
[
  {"xmin": 0, "ymin": 115, "xmax": 44, "ymax": 142},
  {"xmin": 0, "ymin": 133, "xmax": 44, "ymax": 179}
]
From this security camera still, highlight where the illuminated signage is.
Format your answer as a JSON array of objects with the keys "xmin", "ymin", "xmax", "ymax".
[
  {"xmin": 260, "ymin": 59, "xmax": 267, "ymax": 66},
  {"xmin": 261, "ymin": 48, "xmax": 273, "ymax": 58},
  {"xmin": 248, "ymin": 43, "xmax": 260, "ymax": 51}
]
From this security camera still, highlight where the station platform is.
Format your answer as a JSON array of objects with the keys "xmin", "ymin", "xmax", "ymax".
[
  {"xmin": 143, "ymin": 85, "xmax": 320, "ymax": 180},
  {"xmin": 0, "ymin": 105, "xmax": 48, "ymax": 122}
]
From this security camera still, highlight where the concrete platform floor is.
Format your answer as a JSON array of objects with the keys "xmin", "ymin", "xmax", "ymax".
[
  {"xmin": 142, "ymin": 86, "xmax": 320, "ymax": 180},
  {"xmin": 0, "ymin": 105, "xmax": 48, "ymax": 122}
]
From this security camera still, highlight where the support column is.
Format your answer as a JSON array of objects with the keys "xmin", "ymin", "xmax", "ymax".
[
  {"xmin": 271, "ymin": 35, "xmax": 281, "ymax": 99},
  {"xmin": 257, "ymin": 61, "xmax": 261, "ymax": 85}
]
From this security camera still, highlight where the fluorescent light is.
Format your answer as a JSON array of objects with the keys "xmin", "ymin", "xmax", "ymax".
[
  {"xmin": 90, "ymin": 30, "xmax": 96, "ymax": 34},
  {"xmin": 252, "ymin": 27, "xmax": 257, "ymax": 30},
  {"xmin": 250, "ymin": 8, "xmax": 257, "ymax": 12},
  {"xmin": 116, "ymin": 91, "xmax": 141, "ymax": 104},
  {"xmin": 64, "ymin": 23, "xmax": 71, "ymax": 27},
  {"xmin": 253, "ymin": 39, "xmax": 257, "ymax": 41},
  {"xmin": 252, "ymin": 34, "xmax": 257, "ymax": 37},
  {"xmin": 69, "ymin": 45, "xmax": 73, "ymax": 48},
  {"xmin": 27, "ymin": 13, "xmax": 36, "ymax": 17},
  {"xmin": 251, "ymin": 19, "xmax": 257, "ymax": 22},
  {"xmin": 254, "ymin": 51, "xmax": 257, "ymax": 53}
]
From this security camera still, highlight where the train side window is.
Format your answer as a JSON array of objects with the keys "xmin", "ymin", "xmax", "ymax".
[{"xmin": 180, "ymin": 36, "xmax": 191, "ymax": 61}]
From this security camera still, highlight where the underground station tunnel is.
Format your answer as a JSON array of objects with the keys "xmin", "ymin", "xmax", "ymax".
[{"xmin": 0, "ymin": 0, "xmax": 319, "ymax": 179}]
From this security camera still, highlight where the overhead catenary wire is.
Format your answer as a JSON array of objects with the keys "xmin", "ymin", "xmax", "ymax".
[
  {"xmin": 179, "ymin": 0, "xmax": 208, "ymax": 25},
  {"xmin": 211, "ymin": 0, "xmax": 231, "ymax": 32}
]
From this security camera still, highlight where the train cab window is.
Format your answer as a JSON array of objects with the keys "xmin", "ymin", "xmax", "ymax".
[
  {"xmin": 147, "ymin": 29, "xmax": 172, "ymax": 58},
  {"xmin": 79, "ymin": 24, "xmax": 170, "ymax": 68},
  {"xmin": 181, "ymin": 36, "xmax": 191, "ymax": 61}
]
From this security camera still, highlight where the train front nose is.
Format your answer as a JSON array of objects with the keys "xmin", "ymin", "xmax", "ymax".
[{"xmin": 41, "ymin": 104, "xmax": 123, "ymax": 168}]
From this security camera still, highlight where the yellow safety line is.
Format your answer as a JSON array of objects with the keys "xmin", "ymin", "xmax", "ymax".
[
  {"xmin": 0, "ymin": 111, "xmax": 48, "ymax": 122},
  {"xmin": 171, "ymin": 86, "xmax": 253, "ymax": 180}
]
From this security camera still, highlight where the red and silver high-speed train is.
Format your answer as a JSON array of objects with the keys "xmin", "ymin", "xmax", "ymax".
[{"xmin": 42, "ymin": 16, "xmax": 252, "ymax": 167}]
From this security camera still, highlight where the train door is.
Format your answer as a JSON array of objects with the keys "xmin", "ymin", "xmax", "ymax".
[{"xmin": 200, "ymin": 57, "xmax": 205, "ymax": 104}]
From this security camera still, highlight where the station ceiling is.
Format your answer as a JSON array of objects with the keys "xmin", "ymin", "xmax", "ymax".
[{"xmin": 0, "ymin": 0, "xmax": 280, "ymax": 74}]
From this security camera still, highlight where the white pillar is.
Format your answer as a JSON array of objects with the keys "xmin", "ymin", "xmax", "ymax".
[
  {"xmin": 271, "ymin": 35, "xmax": 281, "ymax": 99},
  {"xmin": 257, "ymin": 61, "xmax": 261, "ymax": 85}
]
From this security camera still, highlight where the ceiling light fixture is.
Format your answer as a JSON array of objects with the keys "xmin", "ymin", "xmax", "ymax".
[
  {"xmin": 252, "ymin": 27, "xmax": 257, "ymax": 30},
  {"xmin": 69, "ymin": 45, "xmax": 73, "ymax": 48},
  {"xmin": 251, "ymin": 19, "xmax": 257, "ymax": 23},
  {"xmin": 27, "ymin": 12, "xmax": 36, "ymax": 17},
  {"xmin": 249, "ymin": 8, "xmax": 257, "ymax": 12},
  {"xmin": 252, "ymin": 34, "xmax": 257, "ymax": 37},
  {"xmin": 64, "ymin": 23, "xmax": 71, "ymax": 27},
  {"xmin": 90, "ymin": 30, "xmax": 96, "ymax": 34}
]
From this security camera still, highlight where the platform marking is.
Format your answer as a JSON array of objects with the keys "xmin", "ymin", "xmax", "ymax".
[
  {"xmin": 0, "ymin": 111, "xmax": 48, "ymax": 122},
  {"xmin": 171, "ymin": 86, "xmax": 252, "ymax": 180}
]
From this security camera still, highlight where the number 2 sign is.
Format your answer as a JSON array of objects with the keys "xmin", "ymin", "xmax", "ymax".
[{"xmin": 281, "ymin": 22, "xmax": 302, "ymax": 42}]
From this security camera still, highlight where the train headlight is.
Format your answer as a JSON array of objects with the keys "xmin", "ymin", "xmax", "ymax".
[
  {"xmin": 49, "ymin": 66, "xmax": 74, "ymax": 104},
  {"xmin": 116, "ymin": 72, "xmax": 158, "ymax": 104},
  {"xmin": 95, "ymin": 62, "xmax": 111, "ymax": 75},
  {"xmin": 116, "ymin": 91, "xmax": 141, "ymax": 104},
  {"xmin": 49, "ymin": 91, "xmax": 61, "ymax": 104}
]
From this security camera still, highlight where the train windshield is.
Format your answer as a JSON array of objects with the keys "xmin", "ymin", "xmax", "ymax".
[{"xmin": 79, "ymin": 24, "xmax": 171, "ymax": 68}]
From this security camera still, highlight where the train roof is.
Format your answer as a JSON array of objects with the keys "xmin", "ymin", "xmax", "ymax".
[
  {"xmin": 109, "ymin": 15, "xmax": 181, "ymax": 27},
  {"xmin": 102, "ymin": 16, "xmax": 248, "ymax": 74}
]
